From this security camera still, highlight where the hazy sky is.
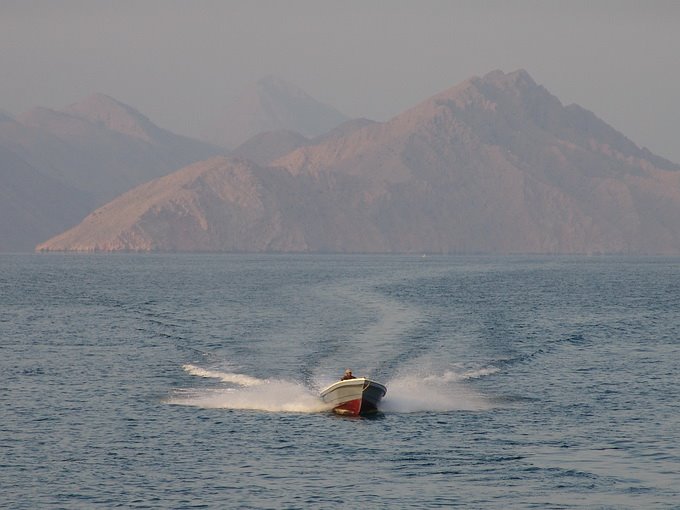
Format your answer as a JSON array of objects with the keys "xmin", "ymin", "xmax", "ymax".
[{"xmin": 2, "ymin": 0, "xmax": 679, "ymax": 162}]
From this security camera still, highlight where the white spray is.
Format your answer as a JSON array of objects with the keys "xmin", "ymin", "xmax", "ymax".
[{"xmin": 167, "ymin": 362, "xmax": 497, "ymax": 414}]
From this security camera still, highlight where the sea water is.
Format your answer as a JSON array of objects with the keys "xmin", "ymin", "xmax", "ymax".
[{"xmin": 1, "ymin": 254, "xmax": 679, "ymax": 508}]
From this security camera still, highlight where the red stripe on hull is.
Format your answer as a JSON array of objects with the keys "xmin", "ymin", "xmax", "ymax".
[{"xmin": 333, "ymin": 398, "xmax": 362, "ymax": 416}]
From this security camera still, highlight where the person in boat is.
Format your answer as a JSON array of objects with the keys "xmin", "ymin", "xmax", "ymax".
[{"xmin": 341, "ymin": 369, "xmax": 356, "ymax": 380}]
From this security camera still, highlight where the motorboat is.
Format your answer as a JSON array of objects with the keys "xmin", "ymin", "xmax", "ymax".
[{"xmin": 320, "ymin": 377, "xmax": 387, "ymax": 416}]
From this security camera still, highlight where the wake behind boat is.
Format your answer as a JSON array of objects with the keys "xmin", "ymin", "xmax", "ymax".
[{"xmin": 320, "ymin": 376, "xmax": 387, "ymax": 416}]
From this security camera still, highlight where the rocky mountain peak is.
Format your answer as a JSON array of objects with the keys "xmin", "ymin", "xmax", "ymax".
[{"xmin": 481, "ymin": 68, "xmax": 536, "ymax": 88}]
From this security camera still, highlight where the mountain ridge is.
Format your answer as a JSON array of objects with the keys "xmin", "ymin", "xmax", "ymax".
[
  {"xmin": 37, "ymin": 69, "xmax": 680, "ymax": 254},
  {"xmin": 0, "ymin": 94, "xmax": 224, "ymax": 251},
  {"xmin": 3, "ymin": 95, "xmax": 223, "ymax": 205},
  {"xmin": 64, "ymin": 93, "xmax": 164, "ymax": 143},
  {"xmin": 0, "ymin": 145, "xmax": 94, "ymax": 251}
]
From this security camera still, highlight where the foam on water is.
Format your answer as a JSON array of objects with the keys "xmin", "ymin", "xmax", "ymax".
[
  {"xmin": 168, "ymin": 365, "xmax": 331, "ymax": 413},
  {"xmin": 170, "ymin": 363, "xmax": 495, "ymax": 414},
  {"xmin": 181, "ymin": 363, "xmax": 264, "ymax": 387},
  {"xmin": 382, "ymin": 367, "xmax": 495, "ymax": 412},
  {"xmin": 429, "ymin": 366, "xmax": 500, "ymax": 383}
]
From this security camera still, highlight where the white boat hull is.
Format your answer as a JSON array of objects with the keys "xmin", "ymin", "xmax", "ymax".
[{"xmin": 320, "ymin": 378, "xmax": 387, "ymax": 416}]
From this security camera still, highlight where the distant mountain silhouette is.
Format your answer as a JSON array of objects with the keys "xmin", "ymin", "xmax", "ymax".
[
  {"xmin": 202, "ymin": 76, "xmax": 349, "ymax": 149},
  {"xmin": 64, "ymin": 93, "xmax": 172, "ymax": 143},
  {"xmin": 0, "ymin": 94, "xmax": 223, "ymax": 251},
  {"xmin": 0, "ymin": 145, "xmax": 93, "ymax": 251},
  {"xmin": 13, "ymin": 94, "xmax": 222, "ymax": 204},
  {"xmin": 38, "ymin": 70, "xmax": 680, "ymax": 254}
]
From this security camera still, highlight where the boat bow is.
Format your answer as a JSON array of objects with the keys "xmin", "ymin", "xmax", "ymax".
[{"xmin": 320, "ymin": 377, "xmax": 387, "ymax": 416}]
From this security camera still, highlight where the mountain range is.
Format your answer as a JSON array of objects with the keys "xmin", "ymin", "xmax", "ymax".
[{"xmin": 36, "ymin": 70, "xmax": 680, "ymax": 254}]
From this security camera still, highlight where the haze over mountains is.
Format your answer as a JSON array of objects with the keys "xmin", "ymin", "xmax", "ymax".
[
  {"xmin": 0, "ymin": 145, "xmax": 91, "ymax": 252},
  {"xmin": 202, "ymin": 76, "xmax": 350, "ymax": 149},
  {"xmin": 36, "ymin": 70, "xmax": 680, "ymax": 255},
  {"xmin": 0, "ymin": 94, "xmax": 225, "ymax": 250}
]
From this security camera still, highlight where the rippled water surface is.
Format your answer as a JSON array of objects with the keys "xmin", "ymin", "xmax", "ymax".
[{"xmin": 2, "ymin": 254, "xmax": 680, "ymax": 508}]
